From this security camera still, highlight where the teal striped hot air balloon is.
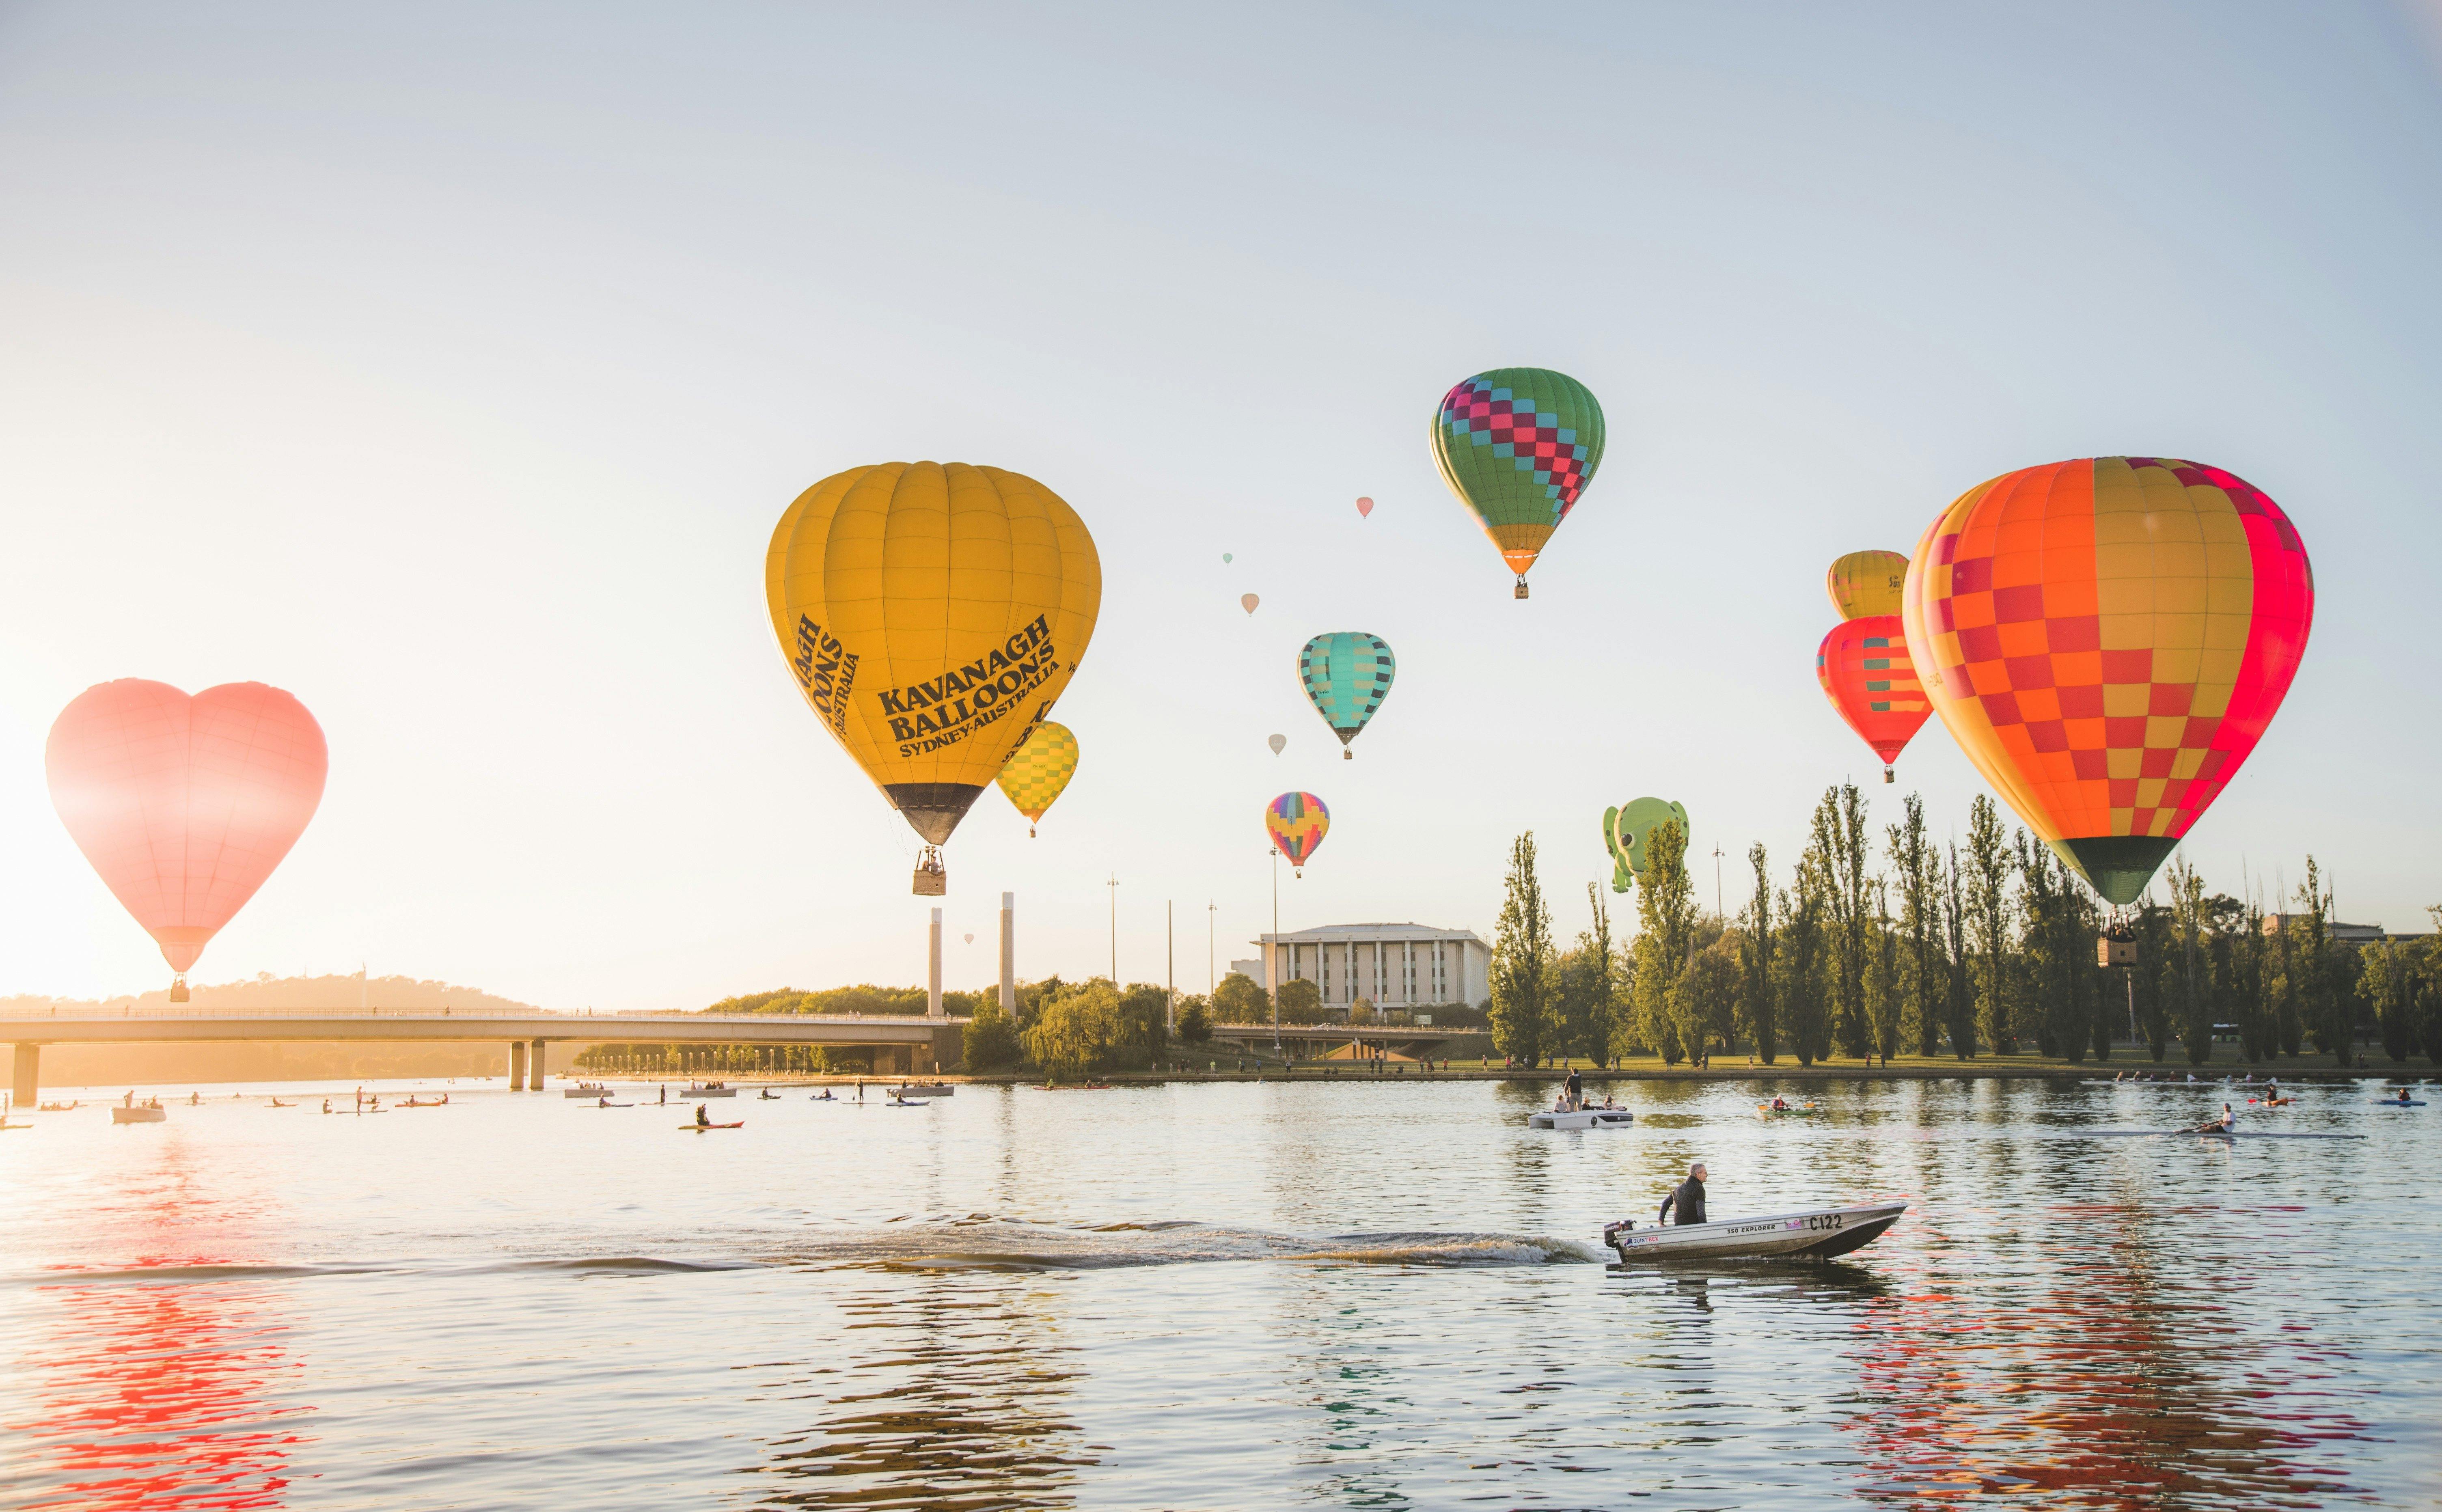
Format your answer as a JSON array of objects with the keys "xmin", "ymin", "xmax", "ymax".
[{"xmin": 1299, "ymin": 632, "xmax": 1395, "ymax": 759}]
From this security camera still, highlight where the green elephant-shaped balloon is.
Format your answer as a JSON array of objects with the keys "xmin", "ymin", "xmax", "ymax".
[{"xmin": 1602, "ymin": 798, "xmax": 1689, "ymax": 892}]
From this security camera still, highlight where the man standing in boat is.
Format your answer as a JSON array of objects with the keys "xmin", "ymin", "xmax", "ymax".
[
  {"xmin": 1657, "ymin": 1162, "xmax": 1707, "ymax": 1225},
  {"xmin": 1564, "ymin": 1067, "xmax": 1583, "ymax": 1111}
]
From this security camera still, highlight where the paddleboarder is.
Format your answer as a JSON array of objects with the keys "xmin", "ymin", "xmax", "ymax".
[{"xmin": 1657, "ymin": 1162, "xmax": 1708, "ymax": 1225}]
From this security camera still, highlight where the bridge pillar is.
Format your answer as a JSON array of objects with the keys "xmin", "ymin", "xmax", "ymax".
[
  {"xmin": 530, "ymin": 1040, "xmax": 546, "ymax": 1090},
  {"xmin": 11, "ymin": 1043, "xmax": 34, "ymax": 1106},
  {"xmin": 509, "ymin": 1040, "xmax": 527, "ymax": 1091}
]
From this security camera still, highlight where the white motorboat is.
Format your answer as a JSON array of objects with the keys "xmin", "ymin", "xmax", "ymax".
[
  {"xmin": 112, "ymin": 1104, "xmax": 168, "ymax": 1124},
  {"xmin": 680, "ymin": 1084, "xmax": 737, "ymax": 1099},
  {"xmin": 563, "ymin": 1083, "xmax": 614, "ymax": 1099},
  {"xmin": 1604, "ymin": 1201, "xmax": 1906, "ymax": 1262},
  {"xmin": 1528, "ymin": 1107, "xmax": 1633, "ymax": 1130},
  {"xmin": 891, "ymin": 1083, "xmax": 955, "ymax": 1098}
]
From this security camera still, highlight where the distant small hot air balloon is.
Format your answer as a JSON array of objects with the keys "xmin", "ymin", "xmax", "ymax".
[
  {"xmin": 1431, "ymin": 367, "xmax": 1606, "ymax": 598},
  {"xmin": 1223, "ymin": 553, "xmax": 1233, "ymax": 563},
  {"xmin": 1602, "ymin": 798, "xmax": 1687, "ymax": 892},
  {"xmin": 1266, "ymin": 792, "xmax": 1329, "ymax": 877},
  {"xmin": 1817, "ymin": 617, "xmax": 1931, "ymax": 783},
  {"xmin": 1904, "ymin": 456, "xmax": 2313, "ymax": 904},
  {"xmin": 767, "ymin": 462, "xmax": 1101, "ymax": 895},
  {"xmin": 1241, "ymin": 593, "xmax": 1260, "ymax": 615},
  {"xmin": 1298, "ymin": 632, "xmax": 1394, "ymax": 759},
  {"xmin": 47, "ymin": 680, "xmax": 329, "ymax": 999},
  {"xmin": 1826, "ymin": 550, "xmax": 1909, "ymax": 620},
  {"xmin": 1355, "ymin": 496, "xmax": 1374, "ymax": 517},
  {"xmin": 964, "ymin": 933, "xmax": 974, "ymax": 945},
  {"xmin": 994, "ymin": 721, "xmax": 1079, "ymax": 838},
  {"xmin": 1268, "ymin": 733, "xmax": 1286, "ymax": 756}
]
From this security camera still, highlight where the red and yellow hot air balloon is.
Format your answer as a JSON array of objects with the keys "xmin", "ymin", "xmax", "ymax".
[
  {"xmin": 1817, "ymin": 616, "xmax": 1931, "ymax": 782},
  {"xmin": 1265, "ymin": 792, "xmax": 1328, "ymax": 877},
  {"xmin": 46, "ymin": 680, "xmax": 329, "ymax": 998},
  {"xmin": 1903, "ymin": 457, "xmax": 2312, "ymax": 904}
]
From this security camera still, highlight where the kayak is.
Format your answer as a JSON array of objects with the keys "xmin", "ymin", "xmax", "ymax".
[
  {"xmin": 1528, "ymin": 1108, "xmax": 1634, "ymax": 1130},
  {"xmin": 2247, "ymin": 1098, "xmax": 2296, "ymax": 1106},
  {"xmin": 2373, "ymin": 1100, "xmax": 2427, "ymax": 1108},
  {"xmin": 680, "ymin": 1122, "xmax": 744, "ymax": 1130},
  {"xmin": 1605, "ymin": 1201, "xmax": 1906, "ymax": 1262},
  {"xmin": 1755, "ymin": 1102, "xmax": 1825, "ymax": 1119}
]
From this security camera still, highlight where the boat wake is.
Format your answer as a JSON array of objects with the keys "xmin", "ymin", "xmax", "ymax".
[{"xmin": 786, "ymin": 1214, "xmax": 1604, "ymax": 1271}]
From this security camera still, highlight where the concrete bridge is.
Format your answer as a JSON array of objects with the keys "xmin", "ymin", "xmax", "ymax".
[{"xmin": 3, "ymin": 1006, "xmax": 966, "ymax": 1102}]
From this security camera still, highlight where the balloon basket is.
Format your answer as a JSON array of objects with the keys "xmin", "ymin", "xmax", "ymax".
[
  {"xmin": 912, "ymin": 847, "xmax": 946, "ymax": 897},
  {"xmin": 1884, "ymin": 767, "xmax": 1895, "ymax": 783},
  {"xmin": 1342, "ymin": 749, "xmax": 1351, "ymax": 761},
  {"xmin": 1514, "ymin": 577, "xmax": 1530, "ymax": 600},
  {"xmin": 168, "ymin": 977, "xmax": 189, "ymax": 1004}
]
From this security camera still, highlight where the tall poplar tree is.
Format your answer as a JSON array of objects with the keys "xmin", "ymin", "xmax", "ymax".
[
  {"xmin": 1631, "ymin": 819, "xmax": 1699, "ymax": 1066},
  {"xmin": 1810, "ymin": 784, "xmax": 1875, "ymax": 1059},
  {"xmin": 1490, "ymin": 830, "xmax": 1555, "ymax": 1065},
  {"xmin": 1941, "ymin": 840, "xmax": 1975, "ymax": 1058},
  {"xmin": 1886, "ymin": 792, "xmax": 1942, "ymax": 1056},
  {"xmin": 2294, "ymin": 857, "xmax": 2349, "ymax": 1065},
  {"xmin": 1964, "ymin": 795, "xmax": 2015, "ymax": 1054},
  {"xmin": 1779, "ymin": 857, "xmax": 1832, "ymax": 1066},
  {"xmin": 1739, "ymin": 843, "xmax": 1778, "ymax": 1064}
]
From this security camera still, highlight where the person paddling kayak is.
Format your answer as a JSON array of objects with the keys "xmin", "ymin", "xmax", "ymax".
[
  {"xmin": 693, "ymin": 1103, "xmax": 711, "ymax": 1128},
  {"xmin": 2190, "ymin": 1103, "xmax": 2237, "ymax": 1135},
  {"xmin": 1657, "ymin": 1163, "xmax": 1708, "ymax": 1225}
]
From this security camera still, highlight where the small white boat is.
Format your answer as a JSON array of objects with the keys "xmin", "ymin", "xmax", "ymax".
[
  {"xmin": 891, "ymin": 1083, "xmax": 955, "ymax": 1098},
  {"xmin": 680, "ymin": 1084, "xmax": 737, "ymax": 1099},
  {"xmin": 1605, "ymin": 1201, "xmax": 1907, "ymax": 1262},
  {"xmin": 563, "ymin": 1083, "xmax": 614, "ymax": 1099},
  {"xmin": 1528, "ymin": 1107, "xmax": 1634, "ymax": 1130},
  {"xmin": 112, "ymin": 1104, "xmax": 168, "ymax": 1124}
]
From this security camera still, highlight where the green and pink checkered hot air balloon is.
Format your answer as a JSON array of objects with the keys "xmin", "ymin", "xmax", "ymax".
[{"xmin": 1430, "ymin": 367, "xmax": 1606, "ymax": 599}]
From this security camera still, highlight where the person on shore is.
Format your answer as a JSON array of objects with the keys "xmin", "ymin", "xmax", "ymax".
[{"xmin": 1658, "ymin": 1163, "xmax": 1708, "ymax": 1226}]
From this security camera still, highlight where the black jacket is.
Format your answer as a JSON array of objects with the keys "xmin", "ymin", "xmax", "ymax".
[{"xmin": 1658, "ymin": 1176, "xmax": 1707, "ymax": 1226}]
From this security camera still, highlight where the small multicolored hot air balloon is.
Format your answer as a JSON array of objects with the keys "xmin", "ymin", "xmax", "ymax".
[
  {"xmin": 767, "ymin": 462, "xmax": 1101, "ymax": 895},
  {"xmin": 1356, "ymin": 496, "xmax": 1374, "ymax": 517},
  {"xmin": 1268, "ymin": 733, "xmax": 1286, "ymax": 756},
  {"xmin": 1266, "ymin": 792, "xmax": 1329, "ymax": 877},
  {"xmin": 1817, "ymin": 617, "xmax": 1931, "ymax": 783},
  {"xmin": 1826, "ymin": 550, "xmax": 1909, "ymax": 619},
  {"xmin": 1241, "ymin": 593, "xmax": 1259, "ymax": 615},
  {"xmin": 1602, "ymin": 797, "xmax": 1687, "ymax": 892},
  {"xmin": 1903, "ymin": 457, "xmax": 2312, "ymax": 904},
  {"xmin": 993, "ymin": 720, "xmax": 1078, "ymax": 837},
  {"xmin": 47, "ymin": 680, "xmax": 329, "ymax": 999},
  {"xmin": 1298, "ymin": 632, "xmax": 1394, "ymax": 759},
  {"xmin": 1431, "ymin": 367, "xmax": 1606, "ymax": 598}
]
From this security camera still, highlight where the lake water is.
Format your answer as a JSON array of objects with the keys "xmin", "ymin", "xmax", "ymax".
[{"xmin": 2, "ymin": 1074, "xmax": 2436, "ymax": 1510}]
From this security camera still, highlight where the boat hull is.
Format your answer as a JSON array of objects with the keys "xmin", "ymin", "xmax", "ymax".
[
  {"xmin": 1607, "ymin": 1202, "xmax": 1905, "ymax": 1262},
  {"xmin": 112, "ymin": 1106, "xmax": 168, "ymax": 1124},
  {"xmin": 1528, "ymin": 1109, "xmax": 1633, "ymax": 1130},
  {"xmin": 892, "ymin": 1084, "xmax": 955, "ymax": 1098},
  {"xmin": 679, "ymin": 1088, "xmax": 737, "ymax": 1098}
]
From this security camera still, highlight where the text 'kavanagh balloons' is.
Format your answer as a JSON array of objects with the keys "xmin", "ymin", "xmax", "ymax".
[
  {"xmin": 994, "ymin": 720, "xmax": 1079, "ymax": 838},
  {"xmin": 1817, "ymin": 616, "xmax": 1932, "ymax": 782},
  {"xmin": 47, "ymin": 680, "xmax": 328, "ymax": 988},
  {"xmin": 1266, "ymin": 792, "xmax": 1329, "ymax": 877},
  {"xmin": 1298, "ymin": 632, "xmax": 1394, "ymax": 759},
  {"xmin": 767, "ymin": 462, "xmax": 1101, "ymax": 893},
  {"xmin": 1903, "ymin": 457, "xmax": 2312, "ymax": 905},
  {"xmin": 1826, "ymin": 550, "xmax": 1909, "ymax": 620},
  {"xmin": 1431, "ymin": 367, "xmax": 1605, "ymax": 598}
]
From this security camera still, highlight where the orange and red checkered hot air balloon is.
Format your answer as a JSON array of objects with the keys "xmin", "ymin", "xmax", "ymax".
[
  {"xmin": 1902, "ymin": 457, "xmax": 2313, "ymax": 905},
  {"xmin": 1817, "ymin": 616, "xmax": 1930, "ymax": 783}
]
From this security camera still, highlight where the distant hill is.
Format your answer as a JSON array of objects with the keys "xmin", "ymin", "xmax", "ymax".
[{"xmin": 8, "ymin": 973, "xmax": 555, "ymax": 1089}]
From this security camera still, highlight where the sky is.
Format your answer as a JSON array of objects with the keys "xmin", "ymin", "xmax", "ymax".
[{"xmin": 2, "ymin": 1, "xmax": 2439, "ymax": 1012}]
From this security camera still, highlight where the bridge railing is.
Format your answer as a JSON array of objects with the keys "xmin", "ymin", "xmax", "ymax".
[{"xmin": 0, "ymin": 1006, "xmax": 962, "ymax": 1025}]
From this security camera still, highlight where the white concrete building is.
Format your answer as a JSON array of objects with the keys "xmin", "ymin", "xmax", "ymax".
[{"xmin": 1256, "ymin": 923, "xmax": 1489, "ymax": 1014}]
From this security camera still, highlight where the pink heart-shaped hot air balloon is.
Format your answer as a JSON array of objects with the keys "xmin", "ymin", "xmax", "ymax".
[
  {"xmin": 46, "ymin": 680, "xmax": 328, "ymax": 977},
  {"xmin": 1355, "ymin": 496, "xmax": 1374, "ymax": 518}
]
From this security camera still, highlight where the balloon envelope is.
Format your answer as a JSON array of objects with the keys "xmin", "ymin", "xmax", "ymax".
[
  {"xmin": 46, "ymin": 680, "xmax": 328, "ymax": 973},
  {"xmin": 1817, "ymin": 615, "xmax": 1932, "ymax": 780},
  {"xmin": 1826, "ymin": 550, "xmax": 1909, "ymax": 619},
  {"xmin": 1241, "ymin": 593, "xmax": 1259, "ymax": 615},
  {"xmin": 1266, "ymin": 792, "xmax": 1329, "ymax": 870},
  {"xmin": 1430, "ymin": 367, "xmax": 1605, "ymax": 592},
  {"xmin": 1222, "ymin": 553, "xmax": 1233, "ymax": 563},
  {"xmin": 1268, "ymin": 733, "xmax": 1286, "ymax": 755},
  {"xmin": 1606, "ymin": 798, "xmax": 1687, "ymax": 889},
  {"xmin": 766, "ymin": 462, "xmax": 1100, "ymax": 853},
  {"xmin": 994, "ymin": 720, "xmax": 1079, "ymax": 836},
  {"xmin": 1903, "ymin": 457, "xmax": 2312, "ymax": 904},
  {"xmin": 1355, "ymin": 496, "xmax": 1374, "ymax": 517},
  {"xmin": 1298, "ymin": 632, "xmax": 1394, "ymax": 757}
]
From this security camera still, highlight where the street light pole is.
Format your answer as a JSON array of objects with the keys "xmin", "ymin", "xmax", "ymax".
[
  {"xmin": 1208, "ymin": 901, "xmax": 1216, "ymax": 994},
  {"xmin": 1107, "ymin": 874, "xmax": 1118, "ymax": 985},
  {"xmin": 1271, "ymin": 848, "xmax": 1281, "ymax": 1052},
  {"xmin": 1713, "ymin": 843, "xmax": 1724, "ymax": 919},
  {"xmin": 1166, "ymin": 899, "xmax": 1175, "ymax": 1035}
]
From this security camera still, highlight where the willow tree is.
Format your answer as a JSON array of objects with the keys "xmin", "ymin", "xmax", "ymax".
[{"xmin": 1490, "ymin": 830, "xmax": 1556, "ymax": 1066}]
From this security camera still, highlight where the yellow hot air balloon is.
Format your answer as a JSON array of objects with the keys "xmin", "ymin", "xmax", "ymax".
[
  {"xmin": 1826, "ymin": 550, "xmax": 1909, "ymax": 619},
  {"xmin": 994, "ymin": 720, "xmax": 1078, "ymax": 837},
  {"xmin": 767, "ymin": 462, "xmax": 1101, "ymax": 892}
]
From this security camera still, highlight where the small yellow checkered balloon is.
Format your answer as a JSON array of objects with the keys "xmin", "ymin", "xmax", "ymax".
[{"xmin": 994, "ymin": 721, "xmax": 1079, "ymax": 837}]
